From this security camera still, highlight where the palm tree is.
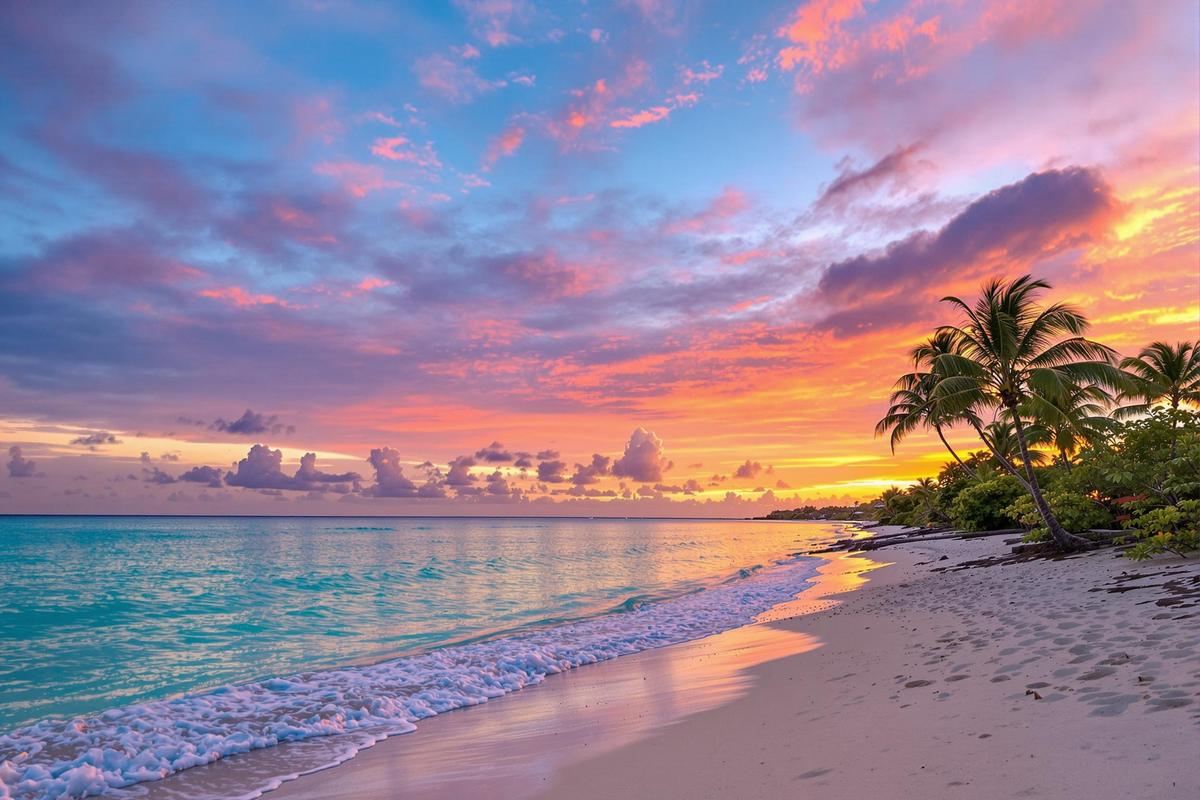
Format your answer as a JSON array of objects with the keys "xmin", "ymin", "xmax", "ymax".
[
  {"xmin": 931, "ymin": 275, "xmax": 1126, "ymax": 551},
  {"xmin": 979, "ymin": 418, "xmax": 1047, "ymax": 471},
  {"xmin": 1029, "ymin": 383, "xmax": 1117, "ymax": 471},
  {"xmin": 908, "ymin": 477, "xmax": 945, "ymax": 526},
  {"xmin": 1118, "ymin": 341, "xmax": 1200, "ymax": 415},
  {"xmin": 876, "ymin": 332, "xmax": 976, "ymax": 468}
]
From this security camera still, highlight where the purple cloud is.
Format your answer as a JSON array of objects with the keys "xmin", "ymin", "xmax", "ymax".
[
  {"xmin": 362, "ymin": 447, "xmax": 442, "ymax": 498},
  {"xmin": 212, "ymin": 410, "xmax": 295, "ymax": 436},
  {"xmin": 734, "ymin": 460, "xmax": 763, "ymax": 479},
  {"xmin": 570, "ymin": 453, "xmax": 611, "ymax": 486},
  {"xmin": 7, "ymin": 446, "xmax": 35, "ymax": 478},
  {"xmin": 611, "ymin": 427, "xmax": 667, "ymax": 483},
  {"xmin": 226, "ymin": 445, "xmax": 359, "ymax": 491},
  {"xmin": 474, "ymin": 441, "xmax": 514, "ymax": 462},
  {"xmin": 179, "ymin": 465, "xmax": 225, "ymax": 487},
  {"xmin": 70, "ymin": 431, "xmax": 120, "ymax": 449},
  {"xmin": 818, "ymin": 167, "xmax": 1117, "ymax": 305},
  {"xmin": 537, "ymin": 459, "xmax": 568, "ymax": 483}
]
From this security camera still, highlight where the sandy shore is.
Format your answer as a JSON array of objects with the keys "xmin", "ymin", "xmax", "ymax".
[{"xmin": 251, "ymin": 529, "xmax": 1199, "ymax": 799}]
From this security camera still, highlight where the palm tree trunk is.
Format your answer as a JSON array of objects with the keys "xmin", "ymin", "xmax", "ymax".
[
  {"xmin": 935, "ymin": 425, "xmax": 968, "ymax": 468},
  {"xmin": 969, "ymin": 420, "xmax": 1028, "ymax": 484},
  {"xmin": 1059, "ymin": 450, "xmax": 1072, "ymax": 473},
  {"xmin": 1009, "ymin": 411, "xmax": 1091, "ymax": 551}
]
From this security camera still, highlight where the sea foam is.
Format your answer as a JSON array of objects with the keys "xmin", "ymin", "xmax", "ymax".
[{"xmin": 0, "ymin": 556, "xmax": 817, "ymax": 800}]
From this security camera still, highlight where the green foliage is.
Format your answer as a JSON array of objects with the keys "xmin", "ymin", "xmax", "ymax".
[
  {"xmin": 1004, "ymin": 491, "xmax": 1112, "ymax": 534},
  {"xmin": 948, "ymin": 476, "xmax": 1025, "ymax": 531},
  {"xmin": 1123, "ymin": 500, "xmax": 1200, "ymax": 560}
]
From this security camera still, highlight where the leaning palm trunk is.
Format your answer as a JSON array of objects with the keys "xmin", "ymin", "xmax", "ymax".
[
  {"xmin": 1009, "ymin": 412, "xmax": 1091, "ymax": 550},
  {"xmin": 934, "ymin": 424, "xmax": 968, "ymax": 468}
]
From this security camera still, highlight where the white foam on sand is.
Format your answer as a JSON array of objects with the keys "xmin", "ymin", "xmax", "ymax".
[{"xmin": 0, "ymin": 557, "xmax": 819, "ymax": 800}]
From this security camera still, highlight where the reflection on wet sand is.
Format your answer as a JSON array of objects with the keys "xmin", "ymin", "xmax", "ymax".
[{"xmin": 133, "ymin": 548, "xmax": 878, "ymax": 800}]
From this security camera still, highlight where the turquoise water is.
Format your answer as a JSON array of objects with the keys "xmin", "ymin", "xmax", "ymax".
[{"xmin": 0, "ymin": 516, "xmax": 840, "ymax": 733}]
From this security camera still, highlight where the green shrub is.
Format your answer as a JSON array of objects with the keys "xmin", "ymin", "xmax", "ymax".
[
  {"xmin": 948, "ymin": 476, "xmax": 1024, "ymax": 531},
  {"xmin": 1004, "ymin": 491, "xmax": 1113, "ymax": 535},
  {"xmin": 1123, "ymin": 500, "xmax": 1200, "ymax": 560}
]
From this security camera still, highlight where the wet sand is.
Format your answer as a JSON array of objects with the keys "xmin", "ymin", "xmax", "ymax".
[{"xmin": 207, "ymin": 531, "xmax": 1200, "ymax": 799}]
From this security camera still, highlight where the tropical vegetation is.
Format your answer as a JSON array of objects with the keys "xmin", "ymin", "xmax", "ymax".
[{"xmin": 869, "ymin": 275, "xmax": 1199, "ymax": 559}]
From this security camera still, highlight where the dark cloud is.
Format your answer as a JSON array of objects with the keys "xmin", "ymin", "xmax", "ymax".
[
  {"xmin": 226, "ymin": 445, "xmax": 359, "ymax": 492},
  {"xmin": 818, "ymin": 167, "xmax": 1118, "ymax": 306},
  {"xmin": 536, "ymin": 449, "xmax": 560, "ymax": 460},
  {"xmin": 570, "ymin": 453, "xmax": 611, "ymax": 486},
  {"xmin": 7, "ymin": 446, "xmax": 35, "ymax": 478},
  {"xmin": 212, "ymin": 409, "xmax": 295, "ymax": 436},
  {"xmin": 611, "ymin": 427, "xmax": 667, "ymax": 483},
  {"xmin": 142, "ymin": 467, "xmax": 177, "ymax": 485},
  {"xmin": 537, "ymin": 459, "xmax": 568, "ymax": 483},
  {"xmin": 70, "ymin": 431, "xmax": 120, "ymax": 449},
  {"xmin": 734, "ymin": 460, "xmax": 764, "ymax": 479},
  {"xmin": 512, "ymin": 451, "xmax": 534, "ymax": 468},
  {"xmin": 179, "ymin": 465, "xmax": 225, "ymax": 487},
  {"xmin": 474, "ymin": 441, "xmax": 514, "ymax": 462}
]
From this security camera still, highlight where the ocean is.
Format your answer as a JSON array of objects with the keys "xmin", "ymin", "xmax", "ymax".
[{"xmin": 0, "ymin": 516, "xmax": 845, "ymax": 799}]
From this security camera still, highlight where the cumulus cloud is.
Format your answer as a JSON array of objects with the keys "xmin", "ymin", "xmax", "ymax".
[
  {"xmin": 70, "ymin": 431, "xmax": 120, "ymax": 449},
  {"xmin": 7, "ymin": 446, "xmax": 35, "ymax": 478},
  {"xmin": 226, "ymin": 445, "xmax": 360, "ymax": 492},
  {"xmin": 447, "ymin": 455, "xmax": 477, "ymax": 486},
  {"xmin": 570, "ymin": 453, "xmax": 611, "ymax": 485},
  {"xmin": 474, "ymin": 441, "xmax": 514, "ymax": 462},
  {"xmin": 179, "ymin": 465, "xmax": 224, "ymax": 487},
  {"xmin": 142, "ymin": 467, "xmax": 177, "ymax": 485},
  {"xmin": 537, "ymin": 458, "xmax": 568, "ymax": 483},
  {"xmin": 360, "ymin": 448, "xmax": 432, "ymax": 496},
  {"xmin": 211, "ymin": 409, "xmax": 294, "ymax": 436},
  {"xmin": 611, "ymin": 427, "xmax": 668, "ymax": 483},
  {"xmin": 734, "ymin": 460, "xmax": 764, "ymax": 479}
]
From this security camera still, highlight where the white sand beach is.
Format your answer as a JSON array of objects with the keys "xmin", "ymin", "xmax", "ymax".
[{"xmin": 262, "ymin": 529, "xmax": 1200, "ymax": 800}]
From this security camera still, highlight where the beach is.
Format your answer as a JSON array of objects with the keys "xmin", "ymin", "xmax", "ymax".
[{"xmin": 264, "ymin": 529, "xmax": 1200, "ymax": 800}]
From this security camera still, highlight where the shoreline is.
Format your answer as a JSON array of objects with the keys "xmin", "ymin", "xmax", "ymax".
[{"xmin": 261, "ymin": 530, "xmax": 1199, "ymax": 800}]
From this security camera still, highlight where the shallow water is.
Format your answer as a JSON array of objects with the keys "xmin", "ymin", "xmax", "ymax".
[{"xmin": 0, "ymin": 516, "xmax": 844, "ymax": 799}]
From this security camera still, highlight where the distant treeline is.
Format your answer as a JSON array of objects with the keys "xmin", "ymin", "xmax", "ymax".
[{"xmin": 756, "ymin": 504, "xmax": 873, "ymax": 521}]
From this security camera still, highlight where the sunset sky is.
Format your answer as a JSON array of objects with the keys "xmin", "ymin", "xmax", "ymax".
[{"xmin": 1, "ymin": 0, "xmax": 1197, "ymax": 515}]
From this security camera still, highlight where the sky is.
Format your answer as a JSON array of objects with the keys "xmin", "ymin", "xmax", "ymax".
[{"xmin": 0, "ymin": 0, "xmax": 1197, "ymax": 516}]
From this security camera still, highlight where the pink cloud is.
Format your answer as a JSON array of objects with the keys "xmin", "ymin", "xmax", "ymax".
[
  {"xmin": 292, "ymin": 96, "xmax": 344, "ymax": 146},
  {"xmin": 414, "ymin": 52, "xmax": 502, "ymax": 103},
  {"xmin": 777, "ymin": 0, "xmax": 869, "ymax": 74},
  {"xmin": 313, "ymin": 161, "xmax": 406, "ymax": 197},
  {"xmin": 199, "ymin": 286, "xmax": 295, "ymax": 309},
  {"xmin": 665, "ymin": 186, "xmax": 752, "ymax": 234},
  {"xmin": 454, "ymin": 0, "xmax": 530, "ymax": 47},
  {"xmin": 681, "ymin": 60, "xmax": 724, "ymax": 84},
  {"xmin": 482, "ymin": 124, "xmax": 526, "ymax": 169},
  {"xmin": 370, "ymin": 135, "xmax": 443, "ymax": 169}
]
